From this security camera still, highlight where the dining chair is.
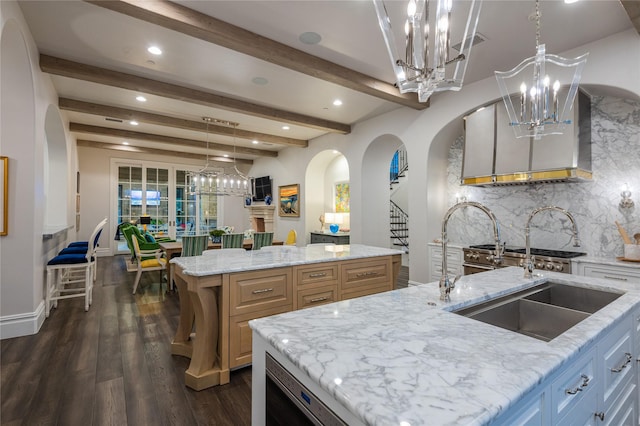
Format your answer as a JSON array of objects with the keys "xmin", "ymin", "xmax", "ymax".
[
  {"xmin": 252, "ymin": 232, "xmax": 274, "ymax": 250},
  {"xmin": 170, "ymin": 235, "xmax": 209, "ymax": 290},
  {"xmin": 131, "ymin": 236, "xmax": 167, "ymax": 294},
  {"xmin": 222, "ymin": 233, "xmax": 244, "ymax": 249},
  {"xmin": 45, "ymin": 218, "xmax": 106, "ymax": 317},
  {"xmin": 57, "ymin": 217, "xmax": 108, "ymax": 281},
  {"xmin": 285, "ymin": 229, "xmax": 297, "ymax": 245}
]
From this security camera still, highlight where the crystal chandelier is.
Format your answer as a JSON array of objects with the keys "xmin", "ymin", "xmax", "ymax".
[
  {"xmin": 373, "ymin": 0, "xmax": 483, "ymax": 103},
  {"xmin": 185, "ymin": 117, "xmax": 251, "ymax": 197},
  {"xmin": 495, "ymin": 0, "xmax": 588, "ymax": 139}
]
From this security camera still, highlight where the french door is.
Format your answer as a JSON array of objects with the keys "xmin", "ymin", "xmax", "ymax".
[{"xmin": 113, "ymin": 161, "xmax": 219, "ymax": 254}]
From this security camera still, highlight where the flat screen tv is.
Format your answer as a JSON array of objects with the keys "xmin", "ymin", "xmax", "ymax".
[
  {"xmin": 252, "ymin": 176, "xmax": 272, "ymax": 202},
  {"xmin": 130, "ymin": 190, "xmax": 161, "ymax": 206}
]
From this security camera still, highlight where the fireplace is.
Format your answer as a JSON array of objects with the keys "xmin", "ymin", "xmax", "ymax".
[{"xmin": 248, "ymin": 205, "xmax": 275, "ymax": 233}]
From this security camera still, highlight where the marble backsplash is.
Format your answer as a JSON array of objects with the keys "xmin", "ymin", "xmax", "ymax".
[{"xmin": 445, "ymin": 96, "xmax": 640, "ymax": 258}]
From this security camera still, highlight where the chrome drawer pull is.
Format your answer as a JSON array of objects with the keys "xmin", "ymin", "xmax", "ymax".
[
  {"xmin": 356, "ymin": 271, "xmax": 379, "ymax": 278},
  {"xmin": 611, "ymin": 353, "xmax": 632, "ymax": 373},
  {"xmin": 603, "ymin": 275, "xmax": 628, "ymax": 281},
  {"xmin": 565, "ymin": 374, "xmax": 590, "ymax": 394},
  {"xmin": 252, "ymin": 288, "xmax": 274, "ymax": 294},
  {"xmin": 310, "ymin": 296, "xmax": 328, "ymax": 303},
  {"xmin": 309, "ymin": 272, "xmax": 327, "ymax": 278}
]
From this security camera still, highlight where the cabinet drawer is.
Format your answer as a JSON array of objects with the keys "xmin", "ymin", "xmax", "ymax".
[
  {"xmin": 230, "ymin": 305, "xmax": 290, "ymax": 368},
  {"xmin": 294, "ymin": 264, "xmax": 339, "ymax": 288},
  {"xmin": 550, "ymin": 348, "xmax": 596, "ymax": 422},
  {"xmin": 296, "ymin": 285, "xmax": 338, "ymax": 310},
  {"xmin": 339, "ymin": 258, "xmax": 392, "ymax": 297},
  {"xmin": 582, "ymin": 265, "xmax": 640, "ymax": 284},
  {"xmin": 599, "ymin": 315, "xmax": 634, "ymax": 410},
  {"xmin": 229, "ymin": 267, "xmax": 293, "ymax": 316}
]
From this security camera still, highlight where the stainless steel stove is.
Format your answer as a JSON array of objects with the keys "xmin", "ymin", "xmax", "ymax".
[{"xmin": 463, "ymin": 244, "xmax": 586, "ymax": 275}]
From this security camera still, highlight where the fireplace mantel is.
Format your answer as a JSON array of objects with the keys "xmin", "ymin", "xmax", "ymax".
[{"xmin": 248, "ymin": 205, "xmax": 275, "ymax": 233}]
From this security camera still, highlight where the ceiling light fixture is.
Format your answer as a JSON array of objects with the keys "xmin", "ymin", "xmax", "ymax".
[
  {"xmin": 135, "ymin": 96, "xmax": 147, "ymax": 102},
  {"xmin": 185, "ymin": 117, "xmax": 251, "ymax": 197},
  {"xmin": 130, "ymin": 121, "xmax": 139, "ymax": 126},
  {"xmin": 147, "ymin": 46, "xmax": 162, "ymax": 55},
  {"xmin": 333, "ymin": 99, "xmax": 343, "ymax": 106},
  {"xmin": 282, "ymin": 125, "xmax": 290, "ymax": 130},
  {"xmin": 373, "ymin": 0, "xmax": 483, "ymax": 103},
  {"xmin": 252, "ymin": 140, "xmax": 259, "ymax": 145},
  {"xmin": 494, "ymin": 0, "xmax": 588, "ymax": 139}
]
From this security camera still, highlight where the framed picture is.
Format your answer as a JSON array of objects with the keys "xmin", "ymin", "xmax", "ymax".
[
  {"xmin": 335, "ymin": 182, "xmax": 350, "ymax": 213},
  {"xmin": 278, "ymin": 184, "xmax": 300, "ymax": 217},
  {"xmin": 1, "ymin": 156, "xmax": 7, "ymax": 236}
]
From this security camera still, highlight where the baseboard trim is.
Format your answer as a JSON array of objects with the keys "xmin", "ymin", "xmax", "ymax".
[{"xmin": 0, "ymin": 301, "xmax": 46, "ymax": 340}]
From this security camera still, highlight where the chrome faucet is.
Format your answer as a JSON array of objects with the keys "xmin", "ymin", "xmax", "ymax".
[
  {"xmin": 524, "ymin": 206, "xmax": 581, "ymax": 278},
  {"xmin": 440, "ymin": 201, "xmax": 503, "ymax": 301}
]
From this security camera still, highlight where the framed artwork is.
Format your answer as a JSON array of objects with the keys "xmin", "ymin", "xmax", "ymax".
[
  {"xmin": 335, "ymin": 182, "xmax": 350, "ymax": 213},
  {"xmin": 278, "ymin": 184, "xmax": 300, "ymax": 217},
  {"xmin": 1, "ymin": 156, "xmax": 7, "ymax": 236}
]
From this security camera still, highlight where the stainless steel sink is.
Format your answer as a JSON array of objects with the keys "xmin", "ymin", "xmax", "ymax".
[{"xmin": 453, "ymin": 282, "xmax": 623, "ymax": 341}]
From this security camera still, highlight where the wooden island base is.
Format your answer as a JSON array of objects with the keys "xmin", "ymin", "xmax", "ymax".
[{"xmin": 170, "ymin": 247, "xmax": 401, "ymax": 390}]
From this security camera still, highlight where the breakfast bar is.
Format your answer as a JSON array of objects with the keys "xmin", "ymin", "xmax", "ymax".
[{"xmin": 170, "ymin": 244, "xmax": 402, "ymax": 390}]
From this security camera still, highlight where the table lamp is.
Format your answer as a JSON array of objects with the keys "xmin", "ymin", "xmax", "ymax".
[{"xmin": 139, "ymin": 215, "xmax": 151, "ymax": 232}]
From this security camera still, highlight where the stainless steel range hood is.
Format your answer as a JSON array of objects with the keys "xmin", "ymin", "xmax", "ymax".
[{"xmin": 461, "ymin": 90, "xmax": 592, "ymax": 187}]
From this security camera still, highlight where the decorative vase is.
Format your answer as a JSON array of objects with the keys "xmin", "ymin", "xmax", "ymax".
[
  {"xmin": 245, "ymin": 196, "xmax": 252, "ymax": 206},
  {"xmin": 264, "ymin": 195, "xmax": 272, "ymax": 205},
  {"xmin": 211, "ymin": 235, "xmax": 222, "ymax": 243},
  {"xmin": 329, "ymin": 224, "xmax": 339, "ymax": 234}
]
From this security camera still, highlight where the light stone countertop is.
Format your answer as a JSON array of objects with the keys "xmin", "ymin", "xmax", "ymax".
[
  {"xmin": 250, "ymin": 267, "xmax": 640, "ymax": 425},
  {"xmin": 572, "ymin": 255, "xmax": 640, "ymax": 270},
  {"xmin": 170, "ymin": 244, "xmax": 404, "ymax": 276}
]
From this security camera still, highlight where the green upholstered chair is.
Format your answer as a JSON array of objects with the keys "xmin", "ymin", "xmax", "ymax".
[
  {"xmin": 181, "ymin": 235, "xmax": 210, "ymax": 257},
  {"xmin": 252, "ymin": 232, "xmax": 273, "ymax": 250},
  {"xmin": 131, "ymin": 236, "xmax": 167, "ymax": 294},
  {"xmin": 222, "ymin": 233, "xmax": 244, "ymax": 249}
]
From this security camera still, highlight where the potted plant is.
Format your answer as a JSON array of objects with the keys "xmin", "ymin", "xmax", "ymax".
[{"xmin": 209, "ymin": 229, "xmax": 226, "ymax": 243}]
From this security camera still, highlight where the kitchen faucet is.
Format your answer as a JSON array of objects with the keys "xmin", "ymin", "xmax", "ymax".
[
  {"xmin": 439, "ymin": 201, "xmax": 503, "ymax": 301},
  {"xmin": 524, "ymin": 206, "xmax": 581, "ymax": 278}
]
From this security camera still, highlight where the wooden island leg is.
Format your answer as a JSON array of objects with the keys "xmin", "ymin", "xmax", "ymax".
[{"xmin": 171, "ymin": 268, "xmax": 194, "ymax": 358}]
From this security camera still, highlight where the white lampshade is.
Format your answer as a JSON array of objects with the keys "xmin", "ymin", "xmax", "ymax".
[
  {"xmin": 334, "ymin": 213, "xmax": 344, "ymax": 225},
  {"xmin": 324, "ymin": 212, "xmax": 336, "ymax": 223}
]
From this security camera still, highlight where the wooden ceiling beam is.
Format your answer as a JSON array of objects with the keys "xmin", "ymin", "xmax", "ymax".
[
  {"xmin": 85, "ymin": 0, "xmax": 425, "ymax": 110},
  {"xmin": 69, "ymin": 123, "xmax": 278, "ymax": 158},
  {"xmin": 622, "ymin": 1, "xmax": 640, "ymax": 34},
  {"xmin": 77, "ymin": 139, "xmax": 254, "ymax": 165},
  {"xmin": 41, "ymin": 54, "xmax": 350, "ymax": 134},
  {"xmin": 59, "ymin": 98, "xmax": 308, "ymax": 148}
]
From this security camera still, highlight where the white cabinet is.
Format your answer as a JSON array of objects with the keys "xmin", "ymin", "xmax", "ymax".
[
  {"xmin": 494, "ymin": 311, "xmax": 638, "ymax": 425},
  {"xmin": 428, "ymin": 243, "xmax": 463, "ymax": 282},
  {"xmin": 574, "ymin": 262, "xmax": 640, "ymax": 284}
]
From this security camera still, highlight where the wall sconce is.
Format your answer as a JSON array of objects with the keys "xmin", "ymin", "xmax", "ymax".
[{"xmin": 620, "ymin": 184, "xmax": 634, "ymax": 209}]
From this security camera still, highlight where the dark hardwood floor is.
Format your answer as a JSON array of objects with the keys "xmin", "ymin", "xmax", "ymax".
[{"xmin": 1, "ymin": 255, "xmax": 409, "ymax": 425}]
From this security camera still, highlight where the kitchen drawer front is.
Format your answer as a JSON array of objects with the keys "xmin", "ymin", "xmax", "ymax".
[
  {"xmin": 550, "ymin": 347, "xmax": 597, "ymax": 422},
  {"xmin": 295, "ymin": 285, "xmax": 338, "ymax": 310},
  {"xmin": 230, "ymin": 305, "xmax": 290, "ymax": 369},
  {"xmin": 339, "ymin": 258, "xmax": 392, "ymax": 297},
  {"xmin": 229, "ymin": 267, "xmax": 293, "ymax": 316},
  {"xmin": 294, "ymin": 264, "xmax": 339, "ymax": 288},
  {"xmin": 598, "ymin": 314, "xmax": 634, "ymax": 410},
  {"xmin": 580, "ymin": 265, "xmax": 640, "ymax": 284}
]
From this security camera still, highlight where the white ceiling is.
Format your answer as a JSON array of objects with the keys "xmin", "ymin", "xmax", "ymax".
[{"xmin": 17, "ymin": 0, "xmax": 634, "ymax": 163}]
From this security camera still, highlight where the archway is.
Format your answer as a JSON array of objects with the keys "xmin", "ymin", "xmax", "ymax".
[
  {"xmin": 44, "ymin": 105, "xmax": 70, "ymax": 227},
  {"xmin": 304, "ymin": 150, "xmax": 349, "ymax": 244}
]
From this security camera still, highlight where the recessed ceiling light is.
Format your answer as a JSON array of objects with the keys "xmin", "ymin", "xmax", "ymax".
[
  {"xmin": 223, "ymin": 154, "xmax": 229, "ymax": 158},
  {"xmin": 282, "ymin": 125, "xmax": 290, "ymax": 130},
  {"xmin": 564, "ymin": 0, "xmax": 579, "ymax": 3},
  {"xmin": 136, "ymin": 96, "xmax": 147, "ymax": 102},
  {"xmin": 252, "ymin": 77, "xmax": 269, "ymax": 85},
  {"xmin": 130, "ymin": 120, "xmax": 139, "ymax": 126},
  {"xmin": 252, "ymin": 140, "xmax": 259, "ymax": 144},
  {"xmin": 147, "ymin": 46, "xmax": 162, "ymax": 55},
  {"xmin": 333, "ymin": 99, "xmax": 343, "ymax": 106},
  {"xmin": 122, "ymin": 141, "xmax": 129, "ymax": 145},
  {"xmin": 299, "ymin": 32, "xmax": 322, "ymax": 45}
]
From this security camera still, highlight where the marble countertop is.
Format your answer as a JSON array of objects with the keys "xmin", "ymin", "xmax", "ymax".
[
  {"xmin": 170, "ymin": 244, "xmax": 403, "ymax": 276},
  {"xmin": 250, "ymin": 267, "xmax": 640, "ymax": 425}
]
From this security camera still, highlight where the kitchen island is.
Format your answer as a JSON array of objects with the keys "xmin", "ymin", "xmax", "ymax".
[
  {"xmin": 170, "ymin": 244, "xmax": 402, "ymax": 390},
  {"xmin": 250, "ymin": 267, "xmax": 640, "ymax": 425}
]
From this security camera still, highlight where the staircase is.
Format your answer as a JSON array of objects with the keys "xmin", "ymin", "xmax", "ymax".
[
  {"xmin": 390, "ymin": 200, "xmax": 409, "ymax": 252},
  {"xmin": 390, "ymin": 148, "xmax": 409, "ymax": 253}
]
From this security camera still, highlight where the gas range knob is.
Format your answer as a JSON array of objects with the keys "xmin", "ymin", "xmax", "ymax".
[
  {"xmin": 472, "ymin": 254, "xmax": 479, "ymax": 260},
  {"xmin": 546, "ymin": 263, "xmax": 555, "ymax": 270},
  {"xmin": 555, "ymin": 264, "xmax": 564, "ymax": 272},
  {"xmin": 536, "ymin": 262, "xmax": 544, "ymax": 268}
]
